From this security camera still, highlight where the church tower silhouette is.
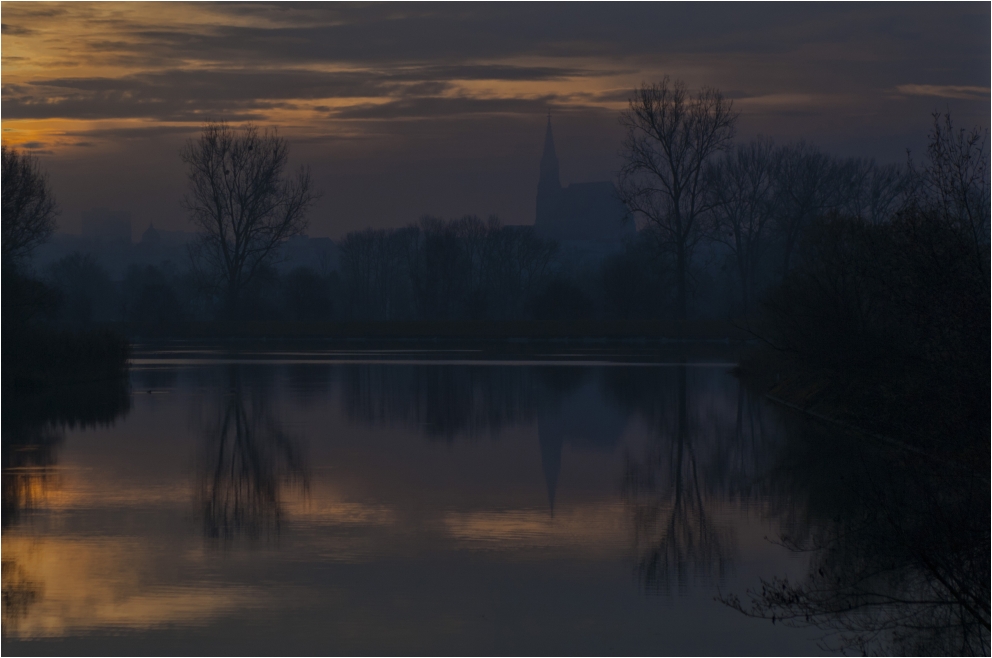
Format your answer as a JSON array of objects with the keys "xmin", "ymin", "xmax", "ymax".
[{"xmin": 533, "ymin": 115, "xmax": 633, "ymax": 244}]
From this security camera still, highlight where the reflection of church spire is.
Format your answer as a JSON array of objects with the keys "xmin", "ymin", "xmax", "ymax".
[{"xmin": 538, "ymin": 422, "xmax": 563, "ymax": 516}]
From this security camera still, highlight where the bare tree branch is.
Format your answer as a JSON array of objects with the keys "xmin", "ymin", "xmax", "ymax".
[
  {"xmin": 2, "ymin": 145, "xmax": 59, "ymax": 269},
  {"xmin": 617, "ymin": 77, "xmax": 738, "ymax": 324},
  {"xmin": 180, "ymin": 123, "xmax": 318, "ymax": 317}
]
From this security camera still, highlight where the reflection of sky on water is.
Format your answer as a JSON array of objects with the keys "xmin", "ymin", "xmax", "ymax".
[{"xmin": 2, "ymin": 352, "xmax": 824, "ymax": 654}]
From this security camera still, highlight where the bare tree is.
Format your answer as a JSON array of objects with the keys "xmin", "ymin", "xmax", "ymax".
[
  {"xmin": 836, "ymin": 157, "xmax": 909, "ymax": 224},
  {"xmin": 709, "ymin": 138, "xmax": 778, "ymax": 314},
  {"xmin": 180, "ymin": 123, "xmax": 317, "ymax": 317},
  {"xmin": 618, "ymin": 77, "xmax": 738, "ymax": 324},
  {"xmin": 410, "ymin": 216, "xmax": 472, "ymax": 320},
  {"xmin": 338, "ymin": 227, "xmax": 415, "ymax": 320},
  {"xmin": 1, "ymin": 145, "xmax": 59, "ymax": 269},
  {"xmin": 908, "ymin": 112, "xmax": 990, "ymax": 286},
  {"xmin": 772, "ymin": 141, "xmax": 841, "ymax": 282},
  {"xmin": 483, "ymin": 223, "xmax": 558, "ymax": 320},
  {"xmin": 622, "ymin": 365, "xmax": 736, "ymax": 592},
  {"xmin": 199, "ymin": 366, "xmax": 309, "ymax": 539}
]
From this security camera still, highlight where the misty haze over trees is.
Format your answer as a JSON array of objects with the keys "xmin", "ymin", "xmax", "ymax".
[
  {"xmin": 2, "ymin": 145, "xmax": 129, "ymax": 390},
  {"xmin": 8, "ymin": 106, "xmax": 984, "ymax": 338},
  {"xmin": 3, "ymin": 72, "xmax": 988, "ymax": 655},
  {"xmin": 2, "ymin": 77, "xmax": 987, "ymax": 345}
]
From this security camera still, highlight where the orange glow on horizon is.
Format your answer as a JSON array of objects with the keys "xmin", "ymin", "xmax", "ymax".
[{"xmin": 0, "ymin": 3, "xmax": 648, "ymax": 155}]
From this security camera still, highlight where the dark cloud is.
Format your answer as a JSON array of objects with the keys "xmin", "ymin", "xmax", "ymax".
[
  {"xmin": 7, "ymin": 5, "xmax": 989, "ymax": 122},
  {"xmin": 3, "ymin": 63, "xmax": 611, "ymax": 121},
  {"xmin": 84, "ymin": 4, "xmax": 987, "ymax": 74},
  {"xmin": 2, "ymin": 3, "xmax": 988, "ymax": 238},
  {"xmin": 1, "ymin": 23, "xmax": 36, "ymax": 36},
  {"xmin": 331, "ymin": 96, "xmax": 567, "ymax": 121}
]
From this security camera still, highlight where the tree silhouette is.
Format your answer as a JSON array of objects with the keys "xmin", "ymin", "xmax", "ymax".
[
  {"xmin": 721, "ymin": 419, "xmax": 990, "ymax": 655},
  {"xmin": 618, "ymin": 77, "xmax": 737, "ymax": 325},
  {"xmin": 198, "ymin": 367, "xmax": 309, "ymax": 539},
  {"xmin": 908, "ymin": 112, "xmax": 990, "ymax": 287},
  {"xmin": 622, "ymin": 365, "xmax": 733, "ymax": 592},
  {"xmin": 708, "ymin": 138, "xmax": 778, "ymax": 314},
  {"xmin": 181, "ymin": 123, "xmax": 317, "ymax": 318},
  {"xmin": 771, "ymin": 141, "xmax": 841, "ymax": 282},
  {"xmin": 1, "ymin": 145, "xmax": 58, "ymax": 270}
]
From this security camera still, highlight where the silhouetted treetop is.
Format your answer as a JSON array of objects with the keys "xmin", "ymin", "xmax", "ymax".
[
  {"xmin": 180, "ymin": 122, "xmax": 318, "ymax": 317},
  {"xmin": 618, "ymin": 77, "xmax": 738, "ymax": 323},
  {"xmin": 1, "ymin": 145, "xmax": 59, "ymax": 269}
]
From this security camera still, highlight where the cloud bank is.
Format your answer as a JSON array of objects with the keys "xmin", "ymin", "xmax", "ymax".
[{"xmin": 1, "ymin": 3, "xmax": 988, "ymax": 235}]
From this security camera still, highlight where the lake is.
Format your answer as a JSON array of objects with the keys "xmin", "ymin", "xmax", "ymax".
[{"xmin": 0, "ymin": 346, "xmax": 897, "ymax": 654}]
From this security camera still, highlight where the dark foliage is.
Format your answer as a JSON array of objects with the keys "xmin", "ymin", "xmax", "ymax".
[
  {"xmin": 121, "ymin": 263, "xmax": 186, "ymax": 332},
  {"xmin": 44, "ymin": 252, "xmax": 117, "ymax": 327},
  {"xmin": 2, "ymin": 375, "xmax": 130, "ymax": 528},
  {"xmin": 2, "ymin": 267, "xmax": 60, "ymax": 328},
  {"xmin": 337, "ymin": 215, "xmax": 559, "ymax": 322},
  {"xmin": 760, "ymin": 209, "xmax": 989, "ymax": 458},
  {"xmin": 730, "ymin": 111, "xmax": 990, "ymax": 654},
  {"xmin": 721, "ymin": 415, "xmax": 990, "ymax": 655},
  {"xmin": 4, "ymin": 272, "xmax": 130, "ymax": 395},
  {"xmin": 4, "ymin": 326, "xmax": 130, "ymax": 392},
  {"xmin": 601, "ymin": 231, "xmax": 672, "ymax": 320},
  {"xmin": 282, "ymin": 266, "xmax": 334, "ymax": 321},
  {"xmin": 527, "ymin": 277, "xmax": 594, "ymax": 322}
]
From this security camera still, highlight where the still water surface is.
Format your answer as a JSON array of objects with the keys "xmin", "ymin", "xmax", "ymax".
[{"xmin": 3, "ymin": 347, "xmax": 829, "ymax": 655}]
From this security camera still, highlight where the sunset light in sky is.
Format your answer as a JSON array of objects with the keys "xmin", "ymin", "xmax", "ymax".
[
  {"xmin": 3, "ymin": 6, "xmax": 987, "ymax": 654},
  {"xmin": 2, "ymin": 2, "xmax": 988, "ymax": 235}
]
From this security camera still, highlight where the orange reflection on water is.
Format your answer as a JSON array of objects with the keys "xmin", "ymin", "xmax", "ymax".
[
  {"xmin": 2, "ymin": 467, "xmax": 62, "ymax": 520},
  {"xmin": 283, "ymin": 491, "xmax": 397, "ymax": 527},
  {"xmin": 1, "ymin": 536, "xmax": 260, "ymax": 638},
  {"xmin": 443, "ymin": 503, "xmax": 629, "ymax": 557}
]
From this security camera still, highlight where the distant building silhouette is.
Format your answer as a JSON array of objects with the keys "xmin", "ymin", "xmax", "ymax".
[
  {"xmin": 534, "ymin": 116, "xmax": 633, "ymax": 244},
  {"xmin": 140, "ymin": 222, "xmax": 162, "ymax": 246}
]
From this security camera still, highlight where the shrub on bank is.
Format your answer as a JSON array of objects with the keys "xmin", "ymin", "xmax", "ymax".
[
  {"xmin": 754, "ymin": 209, "xmax": 989, "ymax": 457},
  {"xmin": 4, "ymin": 326, "xmax": 131, "ymax": 392}
]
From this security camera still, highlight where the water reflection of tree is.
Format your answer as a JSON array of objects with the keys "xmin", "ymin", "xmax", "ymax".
[
  {"xmin": 2, "ymin": 423, "xmax": 62, "ymax": 529},
  {"xmin": 724, "ymin": 415, "xmax": 990, "ymax": 655},
  {"xmin": 2, "ymin": 378, "xmax": 130, "ymax": 630},
  {"xmin": 2, "ymin": 378, "xmax": 131, "ymax": 527},
  {"xmin": 341, "ymin": 363, "xmax": 542, "ymax": 440},
  {"xmin": 621, "ymin": 364, "xmax": 739, "ymax": 592},
  {"xmin": 2, "ymin": 558, "xmax": 42, "ymax": 634},
  {"xmin": 198, "ymin": 367, "xmax": 309, "ymax": 540}
]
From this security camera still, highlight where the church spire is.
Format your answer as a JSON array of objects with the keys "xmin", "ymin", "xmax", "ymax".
[{"xmin": 539, "ymin": 113, "xmax": 560, "ymax": 192}]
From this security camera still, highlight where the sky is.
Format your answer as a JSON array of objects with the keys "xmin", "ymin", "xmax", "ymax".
[{"xmin": 2, "ymin": 2, "xmax": 989, "ymax": 238}]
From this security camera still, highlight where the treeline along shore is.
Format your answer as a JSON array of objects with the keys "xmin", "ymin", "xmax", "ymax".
[
  {"xmin": 1, "ymin": 85, "xmax": 988, "ymax": 653},
  {"xmin": 2, "ymin": 89, "xmax": 988, "ymax": 389}
]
